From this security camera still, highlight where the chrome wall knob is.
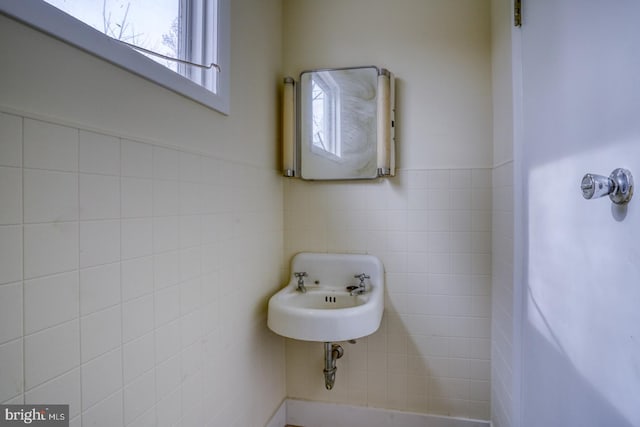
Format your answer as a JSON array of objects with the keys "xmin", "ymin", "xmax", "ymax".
[
  {"xmin": 581, "ymin": 173, "xmax": 613, "ymax": 200},
  {"xmin": 581, "ymin": 168, "xmax": 633, "ymax": 205}
]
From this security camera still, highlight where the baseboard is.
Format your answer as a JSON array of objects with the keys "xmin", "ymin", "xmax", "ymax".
[{"xmin": 267, "ymin": 399, "xmax": 490, "ymax": 427}]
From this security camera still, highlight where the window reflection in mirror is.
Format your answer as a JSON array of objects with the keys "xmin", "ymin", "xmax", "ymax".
[
  {"xmin": 311, "ymin": 72, "xmax": 341, "ymax": 158},
  {"xmin": 300, "ymin": 66, "xmax": 378, "ymax": 180}
]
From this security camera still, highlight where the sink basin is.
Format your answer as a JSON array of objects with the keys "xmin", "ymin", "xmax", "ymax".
[{"xmin": 267, "ymin": 252, "xmax": 384, "ymax": 342}]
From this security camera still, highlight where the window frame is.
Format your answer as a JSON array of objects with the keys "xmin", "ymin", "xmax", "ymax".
[{"xmin": 0, "ymin": 0, "xmax": 230, "ymax": 114}]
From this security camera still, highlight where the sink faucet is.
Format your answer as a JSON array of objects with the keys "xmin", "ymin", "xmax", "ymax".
[
  {"xmin": 294, "ymin": 272, "xmax": 308, "ymax": 293},
  {"xmin": 347, "ymin": 273, "xmax": 370, "ymax": 295}
]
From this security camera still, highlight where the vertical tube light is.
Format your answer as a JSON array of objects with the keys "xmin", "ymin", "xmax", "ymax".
[
  {"xmin": 377, "ymin": 69, "xmax": 394, "ymax": 177},
  {"xmin": 283, "ymin": 77, "xmax": 296, "ymax": 177}
]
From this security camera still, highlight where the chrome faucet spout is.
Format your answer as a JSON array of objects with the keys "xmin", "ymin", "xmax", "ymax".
[
  {"xmin": 348, "ymin": 286, "xmax": 364, "ymax": 296},
  {"xmin": 294, "ymin": 272, "xmax": 308, "ymax": 293},
  {"xmin": 348, "ymin": 273, "xmax": 370, "ymax": 295}
]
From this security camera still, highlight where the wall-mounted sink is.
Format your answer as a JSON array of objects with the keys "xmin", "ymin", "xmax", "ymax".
[{"xmin": 267, "ymin": 252, "xmax": 384, "ymax": 342}]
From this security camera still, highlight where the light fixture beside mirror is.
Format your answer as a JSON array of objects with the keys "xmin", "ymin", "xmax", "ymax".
[{"xmin": 282, "ymin": 66, "xmax": 395, "ymax": 180}]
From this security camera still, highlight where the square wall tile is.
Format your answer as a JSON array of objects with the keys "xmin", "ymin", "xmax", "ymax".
[
  {"xmin": 152, "ymin": 216, "xmax": 179, "ymax": 253},
  {"xmin": 450, "ymin": 169, "xmax": 472, "ymax": 189},
  {"xmin": 0, "ymin": 167, "xmax": 21, "ymax": 225},
  {"xmin": 0, "ymin": 113, "xmax": 22, "ymax": 167},
  {"xmin": 179, "ymin": 215, "xmax": 201, "ymax": 249},
  {"xmin": 155, "ymin": 355, "xmax": 180, "ymax": 401},
  {"xmin": 123, "ymin": 333, "xmax": 154, "ymax": 385},
  {"xmin": 123, "ymin": 370, "xmax": 155, "ymax": 424},
  {"xmin": 24, "ymin": 222, "xmax": 78, "ymax": 279},
  {"xmin": 179, "ymin": 182, "xmax": 201, "ymax": 215},
  {"xmin": 25, "ymin": 368, "xmax": 81, "ymax": 419},
  {"xmin": 121, "ymin": 219, "xmax": 153, "ymax": 260},
  {"xmin": 24, "ymin": 119, "xmax": 78, "ymax": 172},
  {"xmin": 153, "ymin": 251, "xmax": 180, "ymax": 290},
  {"xmin": 179, "ymin": 247, "xmax": 201, "ymax": 282},
  {"xmin": 121, "ymin": 178, "xmax": 153, "ymax": 218},
  {"xmin": 426, "ymin": 170, "xmax": 450, "ymax": 189},
  {"xmin": 24, "ymin": 271, "xmax": 79, "ymax": 334},
  {"xmin": 81, "ymin": 306, "xmax": 122, "ymax": 362},
  {"xmin": 156, "ymin": 389, "xmax": 180, "ymax": 426},
  {"xmin": 121, "ymin": 139, "xmax": 153, "ymax": 179},
  {"xmin": 179, "ymin": 152, "xmax": 201, "ymax": 183},
  {"xmin": 472, "ymin": 169, "xmax": 492, "ymax": 188},
  {"xmin": 0, "ymin": 283, "xmax": 22, "ymax": 344},
  {"xmin": 180, "ymin": 278, "xmax": 201, "ymax": 315},
  {"xmin": 154, "ymin": 284, "xmax": 180, "ymax": 326},
  {"xmin": 80, "ymin": 263, "xmax": 121, "ymax": 316},
  {"xmin": 24, "ymin": 320, "xmax": 80, "ymax": 389},
  {"xmin": 79, "ymin": 220, "xmax": 120, "ymax": 268},
  {"xmin": 126, "ymin": 407, "xmax": 156, "ymax": 427},
  {"xmin": 154, "ymin": 320, "xmax": 180, "ymax": 363},
  {"xmin": 121, "ymin": 256, "xmax": 153, "ymax": 301},
  {"xmin": 79, "ymin": 174, "xmax": 120, "ymax": 220},
  {"xmin": 81, "ymin": 349, "xmax": 122, "ymax": 410},
  {"xmin": 79, "ymin": 131, "xmax": 120, "ymax": 176},
  {"xmin": 180, "ymin": 310, "xmax": 202, "ymax": 348},
  {"xmin": 0, "ymin": 226, "xmax": 22, "ymax": 286},
  {"xmin": 81, "ymin": 390, "xmax": 123, "ymax": 427},
  {"xmin": 0, "ymin": 339, "xmax": 23, "ymax": 402},
  {"xmin": 122, "ymin": 295, "xmax": 154, "ymax": 343},
  {"xmin": 24, "ymin": 169, "xmax": 78, "ymax": 223},
  {"xmin": 153, "ymin": 180, "xmax": 180, "ymax": 217},
  {"xmin": 152, "ymin": 147, "xmax": 179, "ymax": 181}
]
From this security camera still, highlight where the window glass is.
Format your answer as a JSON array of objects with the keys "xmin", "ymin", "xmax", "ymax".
[
  {"xmin": 1, "ymin": 0, "xmax": 229, "ymax": 113},
  {"xmin": 43, "ymin": 0, "xmax": 218, "ymax": 92}
]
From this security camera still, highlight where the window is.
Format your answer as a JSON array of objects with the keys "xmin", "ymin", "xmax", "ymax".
[{"xmin": 0, "ymin": 0, "xmax": 230, "ymax": 114}]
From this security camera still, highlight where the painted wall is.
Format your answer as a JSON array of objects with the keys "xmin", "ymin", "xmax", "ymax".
[
  {"xmin": 283, "ymin": 0, "xmax": 493, "ymax": 171},
  {"xmin": 282, "ymin": 0, "xmax": 493, "ymax": 419},
  {"xmin": 0, "ymin": 0, "xmax": 286, "ymax": 425},
  {"xmin": 519, "ymin": 1, "xmax": 640, "ymax": 426}
]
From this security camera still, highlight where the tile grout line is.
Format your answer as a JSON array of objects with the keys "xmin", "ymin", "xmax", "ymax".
[
  {"xmin": 150, "ymin": 144, "xmax": 159, "ymax": 425},
  {"xmin": 76, "ymin": 127, "xmax": 83, "ymax": 422},
  {"xmin": 119, "ymin": 136, "xmax": 127, "ymax": 427},
  {"xmin": 21, "ymin": 115, "xmax": 26, "ymax": 405}
]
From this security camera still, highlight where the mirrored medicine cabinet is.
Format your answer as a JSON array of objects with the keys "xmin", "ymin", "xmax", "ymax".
[{"xmin": 282, "ymin": 66, "xmax": 395, "ymax": 180}]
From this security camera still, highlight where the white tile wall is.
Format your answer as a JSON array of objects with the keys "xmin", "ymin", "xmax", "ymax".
[
  {"xmin": 23, "ymin": 119, "xmax": 78, "ymax": 172},
  {"xmin": 79, "ymin": 174, "xmax": 120, "ymax": 220},
  {"xmin": 0, "ymin": 282, "xmax": 22, "ymax": 344},
  {"xmin": 283, "ymin": 169, "xmax": 492, "ymax": 420},
  {"xmin": 79, "ymin": 131, "xmax": 120, "ymax": 176},
  {"xmin": 25, "ymin": 368, "xmax": 82, "ymax": 418},
  {"xmin": 0, "ymin": 113, "xmax": 22, "ymax": 167},
  {"xmin": 24, "ymin": 222, "xmax": 79, "ymax": 279},
  {"xmin": 24, "ymin": 169, "xmax": 78, "ymax": 223},
  {"xmin": 491, "ymin": 162, "xmax": 514, "ymax": 427},
  {"xmin": 80, "ymin": 306, "xmax": 122, "ymax": 362},
  {"xmin": 1, "ymin": 109, "xmax": 494, "ymax": 424},
  {"xmin": 0, "ymin": 112, "xmax": 285, "ymax": 426},
  {"xmin": 0, "ymin": 339, "xmax": 23, "ymax": 401},
  {"xmin": 24, "ymin": 320, "xmax": 80, "ymax": 389},
  {"xmin": 0, "ymin": 166, "xmax": 22, "ymax": 224},
  {"xmin": 79, "ymin": 263, "xmax": 121, "ymax": 316},
  {"xmin": 0, "ymin": 226, "xmax": 23, "ymax": 284},
  {"xmin": 24, "ymin": 272, "xmax": 79, "ymax": 334}
]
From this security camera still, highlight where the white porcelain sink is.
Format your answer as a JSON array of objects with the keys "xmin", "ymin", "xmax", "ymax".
[{"xmin": 267, "ymin": 252, "xmax": 384, "ymax": 342}]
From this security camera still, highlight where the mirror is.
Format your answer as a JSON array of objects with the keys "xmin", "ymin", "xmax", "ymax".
[{"xmin": 289, "ymin": 66, "xmax": 394, "ymax": 180}]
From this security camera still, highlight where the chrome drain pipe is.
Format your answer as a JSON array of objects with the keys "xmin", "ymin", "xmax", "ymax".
[{"xmin": 323, "ymin": 342, "xmax": 344, "ymax": 390}]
